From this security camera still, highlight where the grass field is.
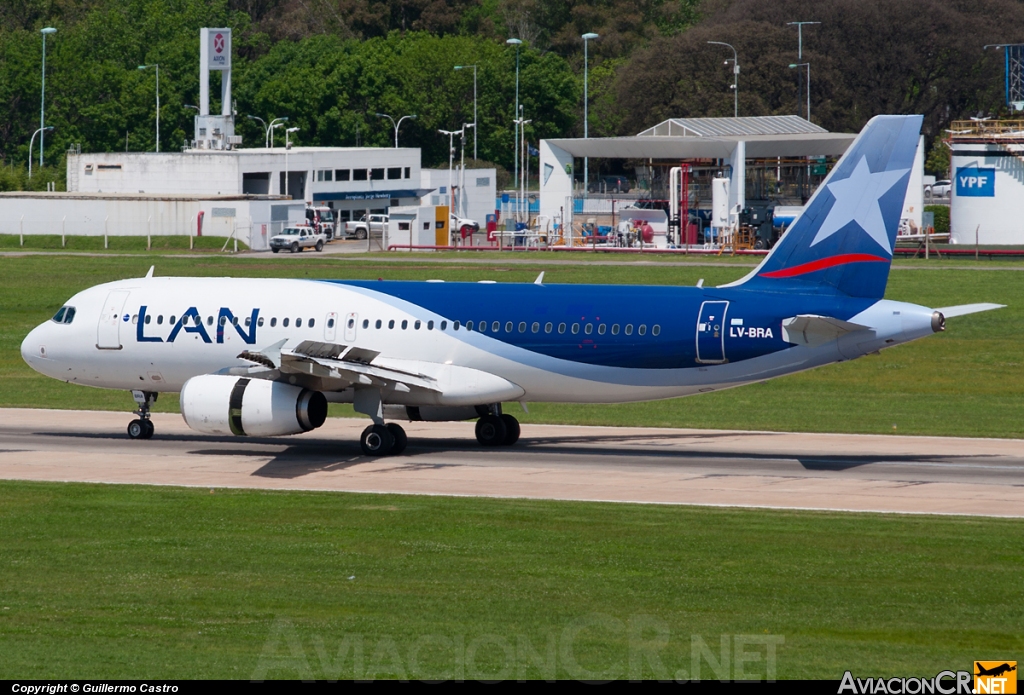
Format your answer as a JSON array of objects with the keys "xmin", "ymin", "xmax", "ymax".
[
  {"xmin": 0, "ymin": 234, "xmax": 249, "ymax": 252},
  {"xmin": 0, "ymin": 481, "xmax": 1020, "ymax": 680},
  {"xmin": 1, "ymin": 253, "xmax": 1020, "ymax": 437}
]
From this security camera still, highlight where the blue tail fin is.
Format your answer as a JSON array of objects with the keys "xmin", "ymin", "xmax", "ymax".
[{"xmin": 731, "ymin": 115, "xmax": 922, "ymax": 298}]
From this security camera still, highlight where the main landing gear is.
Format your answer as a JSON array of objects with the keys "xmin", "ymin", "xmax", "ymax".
[
  {"xmin": 474, "ymin": 405, "xmax": 520, "ymax": 447},
  {"xmin": 127, "ymin": 390, "xmax": 157, "ymax": 440},
  {"xmin": 359, "ymin": 422, "xmax": 407, "ymax": 456}
]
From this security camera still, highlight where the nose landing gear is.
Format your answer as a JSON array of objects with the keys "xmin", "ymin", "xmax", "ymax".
[{"xmin": 128, "ymin": 390, "xmax": 157, "ymax": 440}]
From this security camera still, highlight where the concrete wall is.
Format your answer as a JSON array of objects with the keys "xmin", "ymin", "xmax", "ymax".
[{"xmin": 0, "ymin": 195, "xmax": 310, "ymax": 251}]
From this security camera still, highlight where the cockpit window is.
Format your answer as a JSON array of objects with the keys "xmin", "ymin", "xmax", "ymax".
[{"xmin": 51, "ymin": 306, "xmax": 76, "ymax": 324}]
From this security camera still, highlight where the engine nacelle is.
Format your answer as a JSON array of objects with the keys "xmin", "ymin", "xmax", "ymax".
[{"xmin": 180, "ymin": 375, "xmax": 327, "ymax": 437}]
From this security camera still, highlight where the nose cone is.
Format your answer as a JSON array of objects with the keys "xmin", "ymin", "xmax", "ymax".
[{"xmin": 21, "ymin": 323, "xmax": 49, "ymax": 373}]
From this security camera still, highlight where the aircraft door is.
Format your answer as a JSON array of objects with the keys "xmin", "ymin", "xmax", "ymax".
[
  {"xmin": 344, "ymin": 312, "xmax": 358, "ymax": 342},
  {"xmin": 97, "ymin": 290, "xmax": 131, "ymax": 349},
  {"xmin": 696, "ymin": 301, "xmax": 729, "ymax": 364},
  {"xmin": 325, "ymin": 312, "xmax": 338, "ymax": 342}
]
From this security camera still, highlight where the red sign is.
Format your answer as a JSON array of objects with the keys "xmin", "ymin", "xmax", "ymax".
[{"xmin": 214, "ymin": 33, "xmax": 224, "ymax": 53}]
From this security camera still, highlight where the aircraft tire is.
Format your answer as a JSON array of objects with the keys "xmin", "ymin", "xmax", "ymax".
[
  {"xmin": 141, "ymin": 420, "xmax": 155, "ymax": 439},
  {"xmin": 499, "ymin": 414, "xmax": 520, "ymax": 446},
  {"xmin": 360, "ymin": 424, "xmax": 394, "ymax": 456},
  {"xmin": 475, "ymin": 415, "xmax": 507, "ymax": 447},
  {"xmin": 127, "ymin": 419, "xmax": 146, "ymax": 440},
  {"xmin": 386, "ymin": 423, "xmax": 408, "ymax": 455}
]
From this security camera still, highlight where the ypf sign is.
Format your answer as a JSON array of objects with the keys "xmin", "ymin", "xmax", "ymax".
[{"xmin": 208, "ymin": 28, "xmax": 231, "ymax": 70}]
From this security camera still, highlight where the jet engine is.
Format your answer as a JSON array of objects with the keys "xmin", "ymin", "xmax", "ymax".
[{"xmin": 180, "ymin": 375, "xmax": 327, "ymax": 437}]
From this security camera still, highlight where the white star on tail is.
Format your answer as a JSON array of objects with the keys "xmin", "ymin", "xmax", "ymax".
[{"xmin": 810, "ymin": 156, "xmax": 909, "ymax": 254}]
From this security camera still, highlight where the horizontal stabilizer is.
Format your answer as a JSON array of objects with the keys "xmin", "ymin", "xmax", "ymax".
[
  {"xmin": 935, "ymin": 303, "xmax": 1005, "ymax": 318},
  {"xmin": 782, "ymin": 314, "xmax": 871, "ymax": 347}
]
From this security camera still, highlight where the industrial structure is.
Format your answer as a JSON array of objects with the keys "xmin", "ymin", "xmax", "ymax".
[{"xmin": 948, "ymin": 119, "xmax": 1024, "ymax": 245}]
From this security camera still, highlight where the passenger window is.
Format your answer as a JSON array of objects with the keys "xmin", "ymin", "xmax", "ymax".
[
  {"xmin": 611, "ymin": 324, "xmax": 620, "ymax": 335},
  {"xmin": 466, "ymin": 321, "xmax": 474, "ymax": 331},
  {"xmin": 309, "ymin": 318, "xmax": 315, "ymax": 328},
  {"xmin": 207, "ymin": 316, "xmax": 213, "ymax": 325},
  {"xmin": 145, "ymin": 314, "xmax": 152, "ymax": 324},
  {"xmin": 571, "ymin": 323, "xmax": 579, "ymax": 334},
  {"xmin": 492, "ymin": 321, "xmax": 500, "ymax": 332},
  {"xmin": 52, "ymin": 307, "xmax": 66, "ymax": 323},
  {"xmin": 257, "ymin": 317, "xmax": 264, "ymax": 327},
  {"xmin": 132, "ymin": 315, "xmax": 138, "ymax": 324},
  {"xmin": 625, "ymin": 324, "xmax": 633, "ymax": 335},
  {"xmin": 478, "ymin": 321, "xmax": 486, "ymax": 333},
  {"xmin": 584, "ymin": 323, "xmax": 592, "ymax": 334},
  {"xmin": 653, "ymin": 325, "xmax": 661, "ymax": 336},
  {"xmin": 376, "ymin": 319, "xmax": 382, "ymax": 329},
  {"xmin": 532, "ymin": 322, "xmax": 540, "ymax": 333},
  {"xmin": 169, "ymin": 315, "xmax": 176, "ymax": 326},
  {"xmin": 558, "ymin": 323, "xmax": 566, "ymax": 334},
  {"xmin": 193, "ymin": 315, "xmax": 201, "ymax": 326},
  {"xmin": 544, "ymin": 322, "xmax": 552, "ymax": 333},
  {"xmin": 441, "ymin": 321, "xmax": 448, "ymax": 330},
  {"xmin": 505, "ymin": 321, "xmax": 513, "ymax": 333},
  {"xmin": 414, "ymin": 320, "xmax": 421, "ymax": 330},
  {"xmin": 328, "ymin": 318, "xmax": 335, "ymax": 328},
  {"xmin": 271, "ymin": 318, "xmax": 277, "ymax": 327},
  {"xmin": 362, "ymin": 319, "xmax": 369, "ymax": 329},
  {"xmin": 233, "ymin": 317, "xmax": 239, "ymax": 326},
  {"xmin": 598, "ymin": 324, "xmax": 606, "ymax": 335},
  {"xmin": 639, "ymin": 324, "xmax": 647, "ymax": 335},
  {"xmin": 427, "ymin": 320, "xmax": 434, "ymax": 330},
  {"xmin": 401, "ymin": 320, "xmax": 408, "ymax": 329},
  {"xmin": 218, "ymin": 316, "xmax": 226, "ymax": 326},
  {"xmin": 388, "ymin": 320, "xmax": 395, "ymax": 329},
  {"xmin": 283, "ymin": 318, "xmax": 290, "ymax": 327},
  {"xmin": 244, "ymin": 317, "xmax": 250, "ymax": 327},
  {"xmin": 454, "ymin": 321, "xmax": 461, "ymax": 330},
  {"xmin": 157, "ymin": 315, "xmax": 164, "ymax": 325}
]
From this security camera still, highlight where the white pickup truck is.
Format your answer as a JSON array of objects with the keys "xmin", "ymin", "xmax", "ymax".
[
  {"xmin": 346, "ymin": 214, "xmax": 388, "ymax": 240},
  {"xmin": 269, "ymin": 225, "xmax": 326, "ymax": 253}
]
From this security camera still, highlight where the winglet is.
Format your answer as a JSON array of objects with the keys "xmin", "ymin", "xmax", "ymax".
[
  {"xmin": 237, "ymin": 338, "xmax": 288, "ymax": 369},
  {"xmin": 534, "ymin": 272, "xmax": 545, "ymax": 286},
  {"xmin": 145, "ymin": 265, "xmax": 155, "ymax": 278}
]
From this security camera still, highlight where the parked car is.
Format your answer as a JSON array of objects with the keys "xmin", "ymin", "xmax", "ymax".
[
  {"xmin": 270, "ymin": 225, "xmax": 326, "ymax": 253},
  {"xmin": 926, "ymin": 180, "xmax": 951, "ymax": 198},
  {"xmin": 346, "ymin": 213, "xmax": 388, "ymax": 240},
  {"xmin": 451, "ymin": 214, "xmax": 479, "ymax": 238},
  {"xmin": 588, "ymin": 175, "xmax": 631, "ymax": 194}
]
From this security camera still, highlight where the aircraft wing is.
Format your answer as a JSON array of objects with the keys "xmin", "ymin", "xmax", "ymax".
[
  {"xmin": 781, "ymin": 314, "xmax": 871, "ymax": 347},
  {"xmin": 934, "ymin": 303, "xmax": 1005, "ymax": 318},
  {"xmin": 237, "ymin": 340, "xmax": 440, "ymax": 394}
]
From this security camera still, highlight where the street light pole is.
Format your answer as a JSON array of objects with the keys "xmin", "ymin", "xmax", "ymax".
[
  {"xmin": 285, "ymin": 126, "xmax": 299, "ymax": 198},
  {"xmin": 460, "ymin": 123, "xmax": 475, "ymax": 217},
  {"xmin": 787, "ymin": 22, "xmax": 820, "ymax": 120},
  {"xmin": 789, "ymin": 63, "xmax": 811, "ymax": 123},
  {"xmin": 138, "ymin": 64, "xmax": 160, "ymax": 152},
  {"xmin": 28, "ymin": 126, "xmax": 53, "ymax": 179},
  {"xmin": 707, "ymin": 41, "xmax": 739, "ymax": 118},
  {"xmin": 247, "ymin": 115, "xmax": 268, "ymax": 147},
  {"xmin": 375, "ymin": 113, "xmax": 417, "ymax": 148},
  {"xmin": 439, "ymin": 129, "xmax": 459, "ymax": 213},
  {"xmin": 454, "ymin": 65, "xmax": 478, "ymax": 160},
  {"xmin": 40, "ymin": 27, "xmax": 56, "ymax": 168},
  {"xmin": 506, "ymin": 38, "xmax": 522, "ymax": 202},
  {"xmin": 582, "ymin": 32, "xmax": 599, "ymax": 197},
  {"xmin": 268, "ymin": 117, "xmax": 288, "ymax": 149}
]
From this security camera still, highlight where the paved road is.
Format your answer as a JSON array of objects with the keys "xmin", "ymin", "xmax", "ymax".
[{"xmin": 1, "ymin": 408, "xmax": 1021, "ymax": 517}]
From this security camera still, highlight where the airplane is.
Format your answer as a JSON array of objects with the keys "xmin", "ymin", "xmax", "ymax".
[{"xmin": 21, "ymin": 115, "xmax": 1003, "ymax": 456}]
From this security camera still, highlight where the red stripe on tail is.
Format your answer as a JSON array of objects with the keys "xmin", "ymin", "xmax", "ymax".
[{"xmin": 759, "ymin": 253, "xmax": 889, "ymax": 279}]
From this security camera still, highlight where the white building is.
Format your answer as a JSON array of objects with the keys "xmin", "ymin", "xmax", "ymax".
[
  {"xmin": 420, "ymin": 167, "xmax": 497, "ymax": 225},
  {"xmin": 67, "ymin": 147, "xmax": 424, "ymax": 226},
  {"xmin": 949, "ymin": 121, "xmax": 1024, "ymax": 245}
]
